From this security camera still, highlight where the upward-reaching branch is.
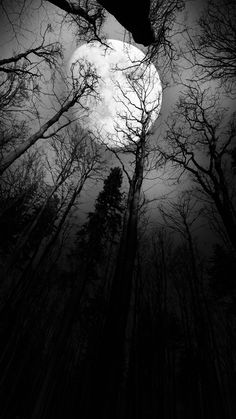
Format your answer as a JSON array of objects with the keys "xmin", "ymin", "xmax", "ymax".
[
  {"xmin": 186, "ymin": 0, "xmax": 236, "ymax": 95},
  {"xmin": 0, "ymin": 42, "xmax": 62, "ymax": 73},
  {"xmin": 159, "ymin": 82, "xmax": 236, "ymax": 250},
  {"xmin": 0, "ymin": 61, "xmax": 100, "ymax": 175},
  {"xmin": 47, "ymin": 0, "xmax": 106, "ymax": 43}
]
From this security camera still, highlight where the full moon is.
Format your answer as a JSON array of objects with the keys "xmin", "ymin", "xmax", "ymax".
[{"xmin": 69, "ymin": 39, "xmax": 162, "ymax": 147}]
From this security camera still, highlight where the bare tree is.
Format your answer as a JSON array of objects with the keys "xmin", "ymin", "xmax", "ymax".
[
  {"xmin": 0, "ymin": 25, "xmax": 64, "ymax": 154},
  {"xmin": 34, "ymin": 133, "xmax": 102, "ymax": 271},
  {"xmin": 158, "ymin": 192, "xmax": 204, "ymax": 314},
  {"xmin": 186, "ymin": 0, "xmax": 236, "ymax": 95},
  {"xmin": 158, "ymin": 192, "xmax": 231, "ymax": 418},
  {"xmin": 46, "ymin": 0, "xmax": 106, "ymax": 43},
  {"xmin": 0, "ymin": 129, "xmax": 104, "ymax": 419},
  {"xmin": 148, "ymin": 0, "xmax": 184, "ymax": 61},
  {"xmin": 1, "ymin": 124, "xmax": 91, "ymax": 273},
  {"xmin": 0, "ymin": 149, "xmax": 46, "ymax": 260},
  {"xmin": 158, "ymin": 82, "xmax": 236, "ymax": 250},
  {"xmin": 0, "ymin": 59, "xmax": 100, "ymax": 174},
  {"xmin": 3, "ymin": 127, "xmax": 103, "ymax": 306},
  {"xmin": 0, "ymin": 34, "xmax": 62, "ymax": 76}
]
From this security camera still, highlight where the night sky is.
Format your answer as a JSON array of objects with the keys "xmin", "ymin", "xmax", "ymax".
[
  {"xmin": 1, "ymin": 2, "xmax": 236, "ymax": 419},
  {"xmin": 0, "ymin": 0, "xmax": 235, "ymax": 250}
]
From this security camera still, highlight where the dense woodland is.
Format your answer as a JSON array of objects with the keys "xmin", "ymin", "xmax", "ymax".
[{"xmin": 0, "ymin": 0, "xmax": 236, "ymax": 418}]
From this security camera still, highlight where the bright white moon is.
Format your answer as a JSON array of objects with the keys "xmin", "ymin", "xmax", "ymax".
[{"xmin": 69, "ymin": 39, "xmax": 162, "ymax": 147}]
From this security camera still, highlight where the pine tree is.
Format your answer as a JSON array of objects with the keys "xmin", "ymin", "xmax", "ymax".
[{"xmin": 77, "ymin": 166, "xmax": 124, "ymax": 280}]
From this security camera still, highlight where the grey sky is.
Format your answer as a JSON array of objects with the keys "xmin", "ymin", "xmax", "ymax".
[{"xmin": 0, "ymin": 0, "xmax": 235, "ymax": 247}]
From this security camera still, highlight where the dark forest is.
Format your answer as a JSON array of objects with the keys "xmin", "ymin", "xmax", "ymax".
[{"xmin": 0, "ymin": 1, "xmax": 236, "ymax": 418}]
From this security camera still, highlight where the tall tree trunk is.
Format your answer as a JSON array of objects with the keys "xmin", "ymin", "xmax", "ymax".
[
  {"xmin": 0, "ymin": 182, "xmax": 87, "ymax": 417},
  {"xmin": 214, "ymin": 194, "xmax": 236, "ymax": 251},
  {"xmin": 87, "ymin": 138, "xmax": 146, "ymax": 419},
  {"xmin": 30, "ymin": 278, "xmax": 87, "ymax": 419},
  {"xmin": 4, "ymin": 178, "xmax": 63, "ymax": 284},
  {"xmin": 5, "ymin": 178, "xmax": 85, "ymax": 311}
]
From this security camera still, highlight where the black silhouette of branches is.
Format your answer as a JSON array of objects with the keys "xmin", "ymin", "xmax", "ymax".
[{"xmin": 187, "ymin": 0, "xmax": 236, "ymax": 95}]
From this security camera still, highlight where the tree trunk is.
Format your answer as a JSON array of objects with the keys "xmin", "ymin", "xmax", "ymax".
[
  {"xmin": 87, "ymin": 139, "xmax": 146, "ymax": 419},
  {"xmin": 214, "ymin": 194, "xmax": 236, "ymax": 251}
]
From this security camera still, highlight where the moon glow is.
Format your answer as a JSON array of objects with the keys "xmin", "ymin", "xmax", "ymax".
[{"xmin": 69, "ymin": 39, "xmax": 162, "ymax": 147}]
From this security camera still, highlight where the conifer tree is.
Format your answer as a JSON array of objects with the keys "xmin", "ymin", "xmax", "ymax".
[{"xmin": 77, "ymin": 166, "xmax": 124, "ymax": 280}]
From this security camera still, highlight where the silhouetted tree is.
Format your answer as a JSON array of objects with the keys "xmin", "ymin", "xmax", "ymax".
[
  {"xmin": 159, "ymin": 83, "xmax": 236, "ymax": 250},
  {"xmin": 47, "ymin": 0, "xmax": 106, "ymax": 43},
  {"xmin": 0, "ymin": 128, "xmax": 103, "ymax": 419},
  {"xmin": 157, "ymin": 192, "xmax": 236, "ymax": 419},
  {"xmin": 0, "ymin": 151, "xmax": 48, "ymax": 260},
  {"xmin": 209, "ymin": 244, "xmax": 236, "ymax": 298},
  {"xmin": 0, "ymin": 59, "xmax": 100, "ymax": 174},
  {"xmin": 148, "ymin": 0, "xmax": 184, "ymax": 63},
  {"xmin": 77, "ymin": 166, "xmax": 124, "ymax": 281},
  {"xmin": 187, "ymin": 0, "xmax": 236, "ymax": 95}
]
